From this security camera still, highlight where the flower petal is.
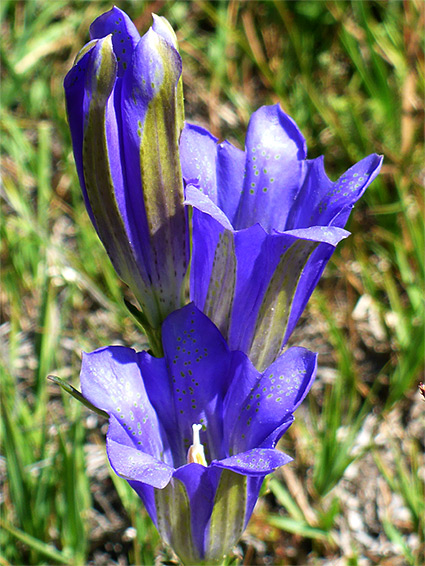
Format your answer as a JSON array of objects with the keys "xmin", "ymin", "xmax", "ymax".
[
  {"xmin": 234, "ymin": 104, "xmax": 307, "ymax": 232},
  {"xmin": 246, "ymin": 226, "xmax": 349, "ymax": 360},
  {"xmin": 137, "ymin": 353, "xmax": 184, "ymax": 465},
  {"xmin": 213, "ymin": 447, "xmax": 292, "ymax": 475},
  {"xmin": 228, "ymin": 347, "xmax": 317, "ymax": 453},
  {"xmin": 154, "ymin": 475, "xmax": 201, "ymax": 564},
  {"xmin": 188, "ymin": 195, "xmax": 348, "ymax": 369},
  {"xmin": 180, "ymin": 123, "xmax": 219, "ymax": 202},
  {"xmin": 64, "ymin": 46, "xmax": 96, "ymax": 227},
  {"xmin": 280, "ymin": 241, "xmax": 338, "ymax": 345},
  {"xmin": 185, "ymin": 184, "xmax": 233, "ymax": 231},
  {"xmin": 127, "ymin": 480, "xmax": 158, "ymax": 528},
  {"xmin": 151, "ymin": 14, "xmax": 185, "ymax": 133},
  {"xmin": 259, "ymin": 415, "xmax": 294, "ymax": 450},
  {"xmin": 106, "ymin": 416, "xmax": 173, "ymax": 489},
  {"xmin": 232, "ymin": 232, "xmax": 320, "ymax": 369},
  {"xmin": 222, "ymin": 351, "xmax": 260, "ymax": 451},
  {"xmin": 186, "ymin": 187, "xmax": 237, "ymax": 340},
  {"xmin": 216, "ymin": 140, "xmax": 245, "ymax": 223},
  {"xmin": 286, "ymin": 154, "xmax": 383, "ymax": 229},
  {"xmin": 230, "ymin": 225, "xmax": 347, "ymax": 369},
  {"xmin": 159, "ymin": 304, "xmax": 233, "ymax": 463},
  {"xmin": 183, "ymin": 191, "xmax": 238, "ymax": 341},
  {"xmin": 64, "ymin": 35, "xmax": 162, "ymax": 325},
  {"xmin": 80, "ymin": 346, "xmax": 165, "ymax": 460},
  {"xmin": 89, "ymin": 6, "xmax": 140, "ymax": 77},
  {"xmin": 173, "ymin": 464, "xmax": 216, "ymax": 559},
  {"xmin": 244, "ymin": 476, "xmax": 264, "ymax": 528},
  {"xmin": 120, "ymin": 27, "xmax": 188, "ymax": 325},
  {"xmin": 206, "ymin": 469, "xmax": 248, "ymax": 561},
  {"xmin": 128, "ymin": 481, "xmax": 157, "ymax": 525}
]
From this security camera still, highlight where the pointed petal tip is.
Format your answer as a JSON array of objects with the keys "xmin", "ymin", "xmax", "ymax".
[
  {"xmin": 73, "ymin": 38, "xmax": 98, "ymax": 66},
  {"xmin": 183, "ymin": 121, "xmax": 219, "ymax": 143},
  {"xmin": 85, "ymin": 35, "xmax": 117, "ymax": 104},
  {"xmin": 152, "ymin": 13, "xmax": 179, "ymax": 49},
  {"xmin": 90, "ymin": 6, "xmax": 131, "ymax": 36},
  {"xmin": 282, "ymin": 225, "xmax": 350, "ymax": 246},
  {"xmin": 248, "ymin": 103, "xmax": 307, "ymax": 160},
  {"xmin": 274, "ymin": 102, "xmax": 308, "ymax": 158},
  {"xmin": 134, "ymin": 25, "xmax": 182, "ymax": 85},
  {"xmin": 289, "ymin": 345, "xmax": 319, "ymax": 361},
  {"xmin": 64, "ymin": 40, "xmax": 98, "ymax": 91},
  {"xmin": 375, "ymin": 153, "xmax": 384, "ymax": 172},
  {"xmin": 184, "ymin": 185, "xmax": 234, "ymax": 231}
]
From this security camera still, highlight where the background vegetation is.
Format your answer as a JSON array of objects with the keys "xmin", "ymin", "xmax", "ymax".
[{"xmin": 1, "ymin": 1, "xmax": 424, "ymax": 564}]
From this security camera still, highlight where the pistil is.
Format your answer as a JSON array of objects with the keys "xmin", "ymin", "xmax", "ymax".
[{"xmin": 187, "ymin": 423, "xmax": 207, "ymax": 466}]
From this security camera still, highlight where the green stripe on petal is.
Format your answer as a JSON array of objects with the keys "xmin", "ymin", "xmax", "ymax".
[
  {"xmin": 204, "ymin": 230, "xmax": 236, "ymax": 339},
  {"xmin": 249, "ymin": 239, "xmax": 319, "ymax": 370},
  {"xmin": 74, "ymin": 39, "xmax": 98, "ymax": 65},
  {"xmin": 207, "ymin": 469, "xmax": 247, "ymax": 562},
  {"xmin": 139, "ymin": 32, "xmax": 187, "ymax": 320},
  {"xmin": 82, "ymin": 36, "xmax": 157, "ymax": 329},
  {"xmin": 152, "ymin": 14, "xmax": 185, "ymax": 132},
  {"xmin": 155, "ymin": 478, "xmax": 200, "ymax": 565}
]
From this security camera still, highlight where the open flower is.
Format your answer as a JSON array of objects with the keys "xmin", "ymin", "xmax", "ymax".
[
  {"xmin": 181, "ymin": 105, "xmax": 383, "ymax": 369},
  {"xmin": 64, "ymin": 7, "xmax": 188, "ymax": 347},
  {"xmin": 80, "ymin": 304, "xmax": 317, "ymax": 564}
]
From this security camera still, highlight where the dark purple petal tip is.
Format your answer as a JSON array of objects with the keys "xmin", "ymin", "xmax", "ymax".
[{"xmin": 90, "ymin": 6, "xmax": 140, "ymax": 77}]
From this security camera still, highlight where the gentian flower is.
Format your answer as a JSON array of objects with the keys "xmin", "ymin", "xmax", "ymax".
[
  {"xmin": 181, "ymin": 105, "xmax": 383, "ymax": 369},
  {"xmin": 80, "ymin": 304, "xmax": 317, "ymax": 564},
  {"xmin": 64, "ymin": 7, "xmax": 188, "ymax": 351}
]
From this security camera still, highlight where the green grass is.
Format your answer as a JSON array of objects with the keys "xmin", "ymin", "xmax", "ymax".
[{"xmin": 1, "ymin": 1, "xmax": 424, "ymax": 564}]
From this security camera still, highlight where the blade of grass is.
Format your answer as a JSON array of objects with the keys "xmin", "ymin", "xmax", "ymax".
[{"xmin": 0, "ymin": 519, "xmax": 72, "ymax": 565}]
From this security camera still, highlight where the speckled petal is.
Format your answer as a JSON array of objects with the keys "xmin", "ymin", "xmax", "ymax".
[
  {"xmin": 213, "ymin": 447, "xmax": 292, "ymax": 475},
  {"xmin": 234, "ymin": 104, "xmax": 307, "ymax": 232},
  {"xmin": 230, "ymin": 227, "xmax": 347, "ymax": 369},
  {"xmin": 137, "ymin": 353, "xmax": 183, "ymax": 465},
  {"xmin": 188, "ymin": 194, "xmax": 348, "ymax": 369},
  {"xmin": 286, "ymin": 154, "xmax": 383, "ymax": 230},
  {"xmin": 90, "ymin": 6, "xmax": 140, "ymax": 77},
  {"xmin": 228, "ymin": 347, "xmax": 317, "ymax": 454},
  {"xmin": 160, "ymin": 304, "xmax": 233, "ymax": 463},
  {"xmin": 80, "ymin": 346, "xmax": 165, "ymax": 460},
  {"xmin": 106, "ymin": 416, "xmax": 173, "ymax": 489}
]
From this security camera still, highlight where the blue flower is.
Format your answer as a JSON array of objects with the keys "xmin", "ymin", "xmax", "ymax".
[
  {"xmin": 80, "ymin": 304, "xmax": 317, "ymax": 563},
  {"xmin": 181, "ymin": 105, "xmax": 383, "ymax": 369},
  {"xmin": 64, "ymin": 7, "xmax": 188, "ymax": 346}
]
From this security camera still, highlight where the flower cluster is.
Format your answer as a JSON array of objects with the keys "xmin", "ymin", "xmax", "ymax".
[{"xmin": 64, "ymin": 6, "xmax": 382, "ymax": 564}]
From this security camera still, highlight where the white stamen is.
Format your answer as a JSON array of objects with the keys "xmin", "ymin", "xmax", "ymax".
[
  {"xmin": 187, "ymin": 423, "xmax": 207, "ymax": 466},
  {"xmin": 192, "ymin": 423, "xmax": 202, "ymax": 445}
]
